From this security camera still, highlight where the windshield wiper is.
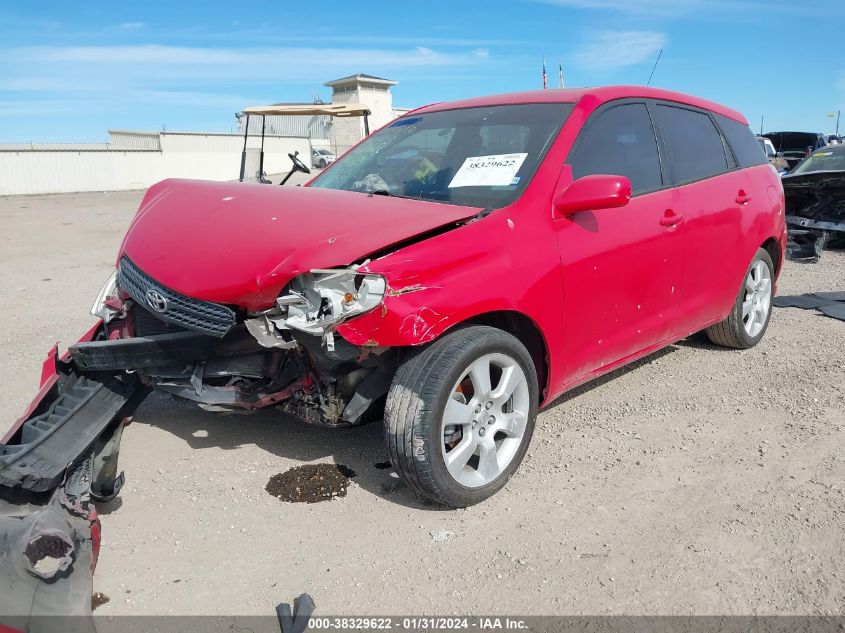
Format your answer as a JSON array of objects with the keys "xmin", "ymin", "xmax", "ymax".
[{"xmin": 368, "ymin": 189, "xmax": 417, "ymax": 200}]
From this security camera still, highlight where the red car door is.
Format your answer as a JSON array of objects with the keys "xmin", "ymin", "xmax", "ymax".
[
  {"xmin": 650, "ymin": 103, "xmax": 752, "ymax": 332},
  {"xmin": 555, "ymin": 102, "xmax": 685, "ymax": 383}
]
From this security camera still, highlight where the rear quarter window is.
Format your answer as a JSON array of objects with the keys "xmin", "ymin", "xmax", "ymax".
[
  {"xmin": 654, "ymin": 104, "xmax": 729, "ymax": 184},
  {"xmin": 716, "ymin": 114, "xmax": 768, "ymax": 168}
]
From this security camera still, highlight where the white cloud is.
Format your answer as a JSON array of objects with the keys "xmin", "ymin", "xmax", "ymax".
[
  {"xmin": 119, "ymin": 22, "xmax": 145, "ymax": 30},
  {"xmin": 0, "ymin": 44, "xmax": 492, "ymax": 103},
  {"xmin": 18, "ymin": 44, "xmax": 484, "ymax": 71},
  {"xmin": 575, "ymin": 31, "xmax": 666, "ymax": 70}
]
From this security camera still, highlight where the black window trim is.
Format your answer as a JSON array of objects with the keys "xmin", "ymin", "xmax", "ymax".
[
  {"xmin": 564, "ymin": 98, "xmax": 669, "ymax": 198},
  {"xmin": 649, "ymin": 99, "xmax": 737, "ymax": 187}
]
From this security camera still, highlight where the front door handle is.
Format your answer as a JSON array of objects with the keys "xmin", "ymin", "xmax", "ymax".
[
  {"xmin": 736, "ymin": 190, "xmax": 753, "ymax": 204},
  {"xmin": 660, "ymin": 209, "xmax": 683, "ymax": 227}
]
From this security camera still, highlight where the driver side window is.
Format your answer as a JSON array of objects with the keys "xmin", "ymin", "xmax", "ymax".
[{"xmin": 567, "ymin": 103, "xmax": 663, "ymax": 195}]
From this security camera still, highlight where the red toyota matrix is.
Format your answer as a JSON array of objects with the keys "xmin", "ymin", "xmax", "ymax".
[{"xmin": 2, "ymin": 86, "xmax": 786, "ymax": 508}]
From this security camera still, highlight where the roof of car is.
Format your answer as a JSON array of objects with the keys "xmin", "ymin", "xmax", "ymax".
[{"xmin": 409, "ymin": 85, "xmax": 748, "ymax": 124}]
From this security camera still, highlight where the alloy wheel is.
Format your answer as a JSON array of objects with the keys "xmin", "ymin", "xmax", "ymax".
[
  {"xmin": 440, "ymin": 353, "xmax": 530, "ymax": 488},
  {"xmin": 742, "ymin": 260, "xmax": 772, "ymax": 338}
]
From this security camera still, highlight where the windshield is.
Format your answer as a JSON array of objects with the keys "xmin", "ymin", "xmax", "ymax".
[
  {"xmin": 309, "ymin": 103, "xmax": 572, "ymax": 209},
  {"xmin": 791, "ymin": 147, "xmax": 845, "ymax": 174}
]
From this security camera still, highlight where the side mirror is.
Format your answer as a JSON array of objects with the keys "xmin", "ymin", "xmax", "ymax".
[{"xmin": 553, "ymin": 173, "xmax": 632, "ymax": 217}]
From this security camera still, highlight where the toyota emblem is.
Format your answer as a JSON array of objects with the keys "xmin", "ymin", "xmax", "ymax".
[{"xmin": 145, "ymin": 289, "xmax": 169, "ymax": 313}]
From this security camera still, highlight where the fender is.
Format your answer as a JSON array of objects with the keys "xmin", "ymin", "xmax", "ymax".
[{"xmin": 335, "ymin": 203, "xmax": 568, "ymax": 399}]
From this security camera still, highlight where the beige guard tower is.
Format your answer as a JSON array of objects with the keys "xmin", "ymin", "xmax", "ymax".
[{"xmin": 325, "ymin": 74, "xmax": 398, "ymax": 154}]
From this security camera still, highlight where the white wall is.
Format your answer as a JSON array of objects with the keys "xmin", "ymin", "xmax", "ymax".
[{"xmin": 0, "ymin": 133, "xmax": 311, "ymax": 196}]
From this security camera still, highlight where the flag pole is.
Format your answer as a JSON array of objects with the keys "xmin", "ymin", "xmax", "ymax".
[{"xmin": 542, "ymin": 56, "xmax": 548, "ymax": 89}]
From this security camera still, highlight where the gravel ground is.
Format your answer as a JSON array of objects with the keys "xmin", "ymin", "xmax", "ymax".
[{"xmin": 1, "ymin": 190, "xmax": 843, "ymax": 616}]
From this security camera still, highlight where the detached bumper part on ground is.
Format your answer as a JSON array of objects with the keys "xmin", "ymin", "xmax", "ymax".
[
  {"xmin": 0, "ymin": 330, "xmax": 147, "ymax": 628},
  {"xmin": 1, "ymin": 466, "xmax": 101, "ymax": 633}
]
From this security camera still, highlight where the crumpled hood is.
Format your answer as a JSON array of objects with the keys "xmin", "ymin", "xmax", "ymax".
[{"xmin": 118, "ymin": 179, "xmax": 479, "ymax": 311}]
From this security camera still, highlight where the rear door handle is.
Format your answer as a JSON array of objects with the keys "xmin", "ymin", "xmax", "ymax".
[
  {"xmin": 660, "ymin": 209, "xmax": 683, "ymax": 227},
  {"xmin": 736, "ymin": 190, "xmax": 753, "ymax": 204}
]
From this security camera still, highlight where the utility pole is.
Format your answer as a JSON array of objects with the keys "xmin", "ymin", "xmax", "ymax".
[
  {"xmin": 760, "ymin": 115, "xmax": 764, "ymax": 135},
  {"xmin": 828, "ymin": 111, "xmax": 841, "ymax": 137}
]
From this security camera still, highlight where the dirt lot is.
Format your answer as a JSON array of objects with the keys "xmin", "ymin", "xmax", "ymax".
[{"xmin": 1, "ymin": 189, "xmax": 843, "ymax": 616}]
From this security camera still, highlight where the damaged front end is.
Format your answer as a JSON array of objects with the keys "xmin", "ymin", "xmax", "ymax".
[
  {"xmin": 0, "ymin": 256, "xmax": 399, "ymax": 623},
  {"xmin": 783, "ymin": 170, "xmax": 845, "ymax": 263},
  {"xmin": 70, "ymin": 257, "xmax": 396, "ymax": 427}
]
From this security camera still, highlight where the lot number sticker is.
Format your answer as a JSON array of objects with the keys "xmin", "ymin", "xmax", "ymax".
[{"xmin": 448, "ymin": 153, "xmax": 528, "ymax": 188}]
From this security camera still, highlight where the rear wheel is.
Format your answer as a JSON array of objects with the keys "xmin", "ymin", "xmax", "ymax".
[
  {"xmin": 384, "ymin": 326, "xmax": 538, "ymax": 507},
  {"xmin": 706, "ymin": 248, "xmax": 774, "ymax": 349}
]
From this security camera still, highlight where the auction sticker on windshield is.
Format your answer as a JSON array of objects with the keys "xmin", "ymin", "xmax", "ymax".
[{"xmin": 448, "ymin": 153, "xmax": 528, "ymax": 188}]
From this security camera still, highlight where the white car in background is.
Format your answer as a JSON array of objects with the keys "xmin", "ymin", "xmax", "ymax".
[
  {"xmin": 757, "ymin": 136, "xmax": 788, "ymax": 172},
  {"xmin": 312, "ymin": 148, "xmax": 336, "ymax": 169}
]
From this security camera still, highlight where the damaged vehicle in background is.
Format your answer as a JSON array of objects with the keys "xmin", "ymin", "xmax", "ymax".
[
  {"xmin": 762, "ymin": 131, "xmax": 827, "ymax": 171},
  {"xmin": 2, "ymin": 86, "xmax": 785, "ymax": 519},
  {"xmin": 782, "ymin": 144, "xmax": 845, "ymax": 262}
]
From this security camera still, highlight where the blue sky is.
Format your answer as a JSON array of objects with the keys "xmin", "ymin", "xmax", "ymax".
[{"xmin": 1, "ymin": 0, "xmax": 843, "ymax": 142}]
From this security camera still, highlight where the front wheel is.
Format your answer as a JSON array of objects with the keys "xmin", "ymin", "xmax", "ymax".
[
  {"xmin": 384, "ymin": 326, "xmax": 538, "ymax": 507},
  {"xmin": 706, "ymin": 248, "xmax": 774, "ymax": 349}
]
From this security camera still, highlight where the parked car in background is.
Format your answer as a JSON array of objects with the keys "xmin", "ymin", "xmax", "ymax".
[
  {"xmin": 782, "ymin": 144, "xmax": 845, "ymax": 261},
  {"xmin": 312, "ymin": 147, "xmax": 336, "ymax": 169},
  {"xmin": 823, "ymin": 134, "xmax": 842, "ymax": 145},
  {"xmin": 757, "ymin": 135, "xmax": 788, "ymax": 172},
  {"xmin": 3, "ymin": 86, "xmax": 785, "ymax": 509},
  {"xmin": 791, "ymin": 144, "xmax": 845, "ymax": 174},
  {"xmin": 763, "ymin": 131, "xmax": 827, "ymax": 171}
]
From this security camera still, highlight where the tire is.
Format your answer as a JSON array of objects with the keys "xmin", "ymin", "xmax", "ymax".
[
  {"xmin": 706, "ymin": 248, "xmax": 774, "ymax": 349},
  {"xmin": 384, "ymin": 326, "xmax": 538, "ymax": 507}
]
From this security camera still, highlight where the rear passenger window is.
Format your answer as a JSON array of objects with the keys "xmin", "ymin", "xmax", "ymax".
[
  {"xmin": 567, "ymin": 103, "xmax": 662, "ymax": 194},
  {"xmin": 716, "ymin": 114, "xmax": 768, "ymax": 168},
  {"xmin": 655, "ymin": 105, "xmax": 728, "ymax": 183}
]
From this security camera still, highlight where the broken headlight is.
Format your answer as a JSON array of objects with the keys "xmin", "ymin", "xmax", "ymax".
[
  {"xmin": 90, "ymin": 270, "xmax": 121, "ymax": 323},
  {"xmin": 277, "ymin": 269, "xmax": 387, "ymax": 337}
]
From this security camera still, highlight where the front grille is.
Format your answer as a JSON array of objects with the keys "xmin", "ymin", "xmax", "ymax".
[
  {"xmin": 118, "ymin": 255, "xmax": 236, "ymax": 338},
  {"xmin": 133, "ymin": 304, "xmax": 186, "ymax": 336}
]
